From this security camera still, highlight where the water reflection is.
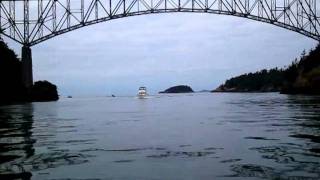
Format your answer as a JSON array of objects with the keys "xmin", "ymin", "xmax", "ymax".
[
  {"xmin": 0, "ymin": 104, "xmax": 34, "ymax": 179},
  {"xmin": 0, "ymin": 102, "xmax": 94, "ymax": 179},
  {"xmin": 1, "ymin": 94, "xmax": 320, "ymax": 180},
  {"xmin": 285, "ymin": 95, "xmax": 320, "ymax": 158},
  {"xmin": 237, "ymin": 95, "xmax": 320, "ymax": 179}
]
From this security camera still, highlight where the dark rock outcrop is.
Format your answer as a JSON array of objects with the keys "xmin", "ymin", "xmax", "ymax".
[
  {"xmin": 0, "ymin": 39, "xmax": 28, "ymax": 104},
  {"xmin": 0, "ymin": 39, "xmax": 59, "ymax": 105},
  {"xmin": 30, "ymin": 81, "xmax": 59, "ymax": 102},
  {"xmin": 159, "ymin": 85, "xmax": 194, "ymax": 93}
]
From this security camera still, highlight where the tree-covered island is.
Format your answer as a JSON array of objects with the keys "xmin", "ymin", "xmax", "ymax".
[{"xmin": 213, "ymin": 44, "xmax": 320, "ymax": 95}]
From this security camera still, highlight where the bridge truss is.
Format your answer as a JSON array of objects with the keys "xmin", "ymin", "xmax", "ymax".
[
  {"xmin": 0, "ymin": 0, "xmax": 319, "ymax": 87},
  {"xmin": 0, "ymin": 0, "xmax": 320, "ymax": 46}
]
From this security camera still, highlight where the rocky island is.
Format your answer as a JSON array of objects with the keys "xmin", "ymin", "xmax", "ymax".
[
  {"xmin": 30, "ymin": 81, "xmax": 59, "ymax": 102},
  {"xmin": 0, "ymin": 38, "xmax": 59, "ymax": 105},
  {"xmin": 159, "ymin": 85, "xmax": 194, "ymax": 93}
]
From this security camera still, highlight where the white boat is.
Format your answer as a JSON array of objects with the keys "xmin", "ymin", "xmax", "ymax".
[{"xmin": 137, "ymin": 87, "xmax": 147, "ymax": 98}]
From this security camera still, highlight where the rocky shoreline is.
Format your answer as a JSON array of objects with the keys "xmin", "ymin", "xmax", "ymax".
[
  {"xmin": 212, "ymin": 85, "xmax": 281, "ymax": 93},
  {"xmin": 0, "ymin": 39, "xmax": 59, "ymax": 105}
]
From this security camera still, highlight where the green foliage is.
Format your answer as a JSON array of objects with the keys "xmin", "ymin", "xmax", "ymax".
[
  {"xmin": 0, "ymin": 39, "xmax": 59, "ymax": 104},
  {"xmin": 218, "ymin": 44, "xmax": 320, "ymax": 94},
  {"xmin": 0, "ymin": 39, "xmax": 28, "ymax": 104},
  {"xmin": 222, "ymin": 68, "xmax": 286, "ymax": 92},
  {"xmin": 282, "ymin": 44, "xmax": 320, "ymax": 94},
  {"xmin": 298, "ymin": 45, "xmax": 320, "ymax": 73},
  {"xmin": 31, "ymin": 81, "xmax": 59, "ymax": 102},
  {"xmin": 284, "ymin": 59, "xmax": 299, "ymax": 83},
  {"xmin": 160, "ymin": 85, "xmax": 194, "ymax": 93}
]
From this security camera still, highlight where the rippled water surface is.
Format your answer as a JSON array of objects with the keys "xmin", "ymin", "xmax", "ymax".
[{"xmin": 1, "ymin": 93, "xmax": 320, "ymax": 180}]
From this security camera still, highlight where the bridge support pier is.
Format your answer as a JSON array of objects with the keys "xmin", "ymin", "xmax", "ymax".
[{"xmin": 21, "ymin": 45, "xmax": 33, "ymax": 88}]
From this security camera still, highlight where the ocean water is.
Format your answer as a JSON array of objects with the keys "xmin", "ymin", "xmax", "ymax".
[{"xmin": 0, "ymin": 93, "xmax": 320, "ymax": 180}]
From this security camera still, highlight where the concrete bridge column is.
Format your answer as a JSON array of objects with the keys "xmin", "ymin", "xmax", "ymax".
[{"xmin": 21, "ymin": 45, "xmax": 33, "ymax": 88}]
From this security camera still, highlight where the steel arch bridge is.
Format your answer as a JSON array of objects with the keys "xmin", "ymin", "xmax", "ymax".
[{"xmin": 0, "ymin": 0, "xmax": 320, "ymax": 87}]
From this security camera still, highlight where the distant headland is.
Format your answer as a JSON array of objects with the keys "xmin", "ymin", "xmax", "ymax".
[
  {"xmin": 0, "ymin": 39, "xmax": 59, "ymax": 105},
  {"xmin": 213, "ymin": 44, "xmax": 320, "ymax": 95},
  {"xmin": 159, "ymin": 85, "xmax": 194, "ymax": 94}
]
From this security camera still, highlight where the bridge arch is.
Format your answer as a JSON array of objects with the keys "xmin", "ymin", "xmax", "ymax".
[
  {"xmin": 19, "ymin": 9, "xmax": 320, "ymax": 46},
  {"xmin": 0, "ymin": 0, "xmax": 319, "ymax": 87}
]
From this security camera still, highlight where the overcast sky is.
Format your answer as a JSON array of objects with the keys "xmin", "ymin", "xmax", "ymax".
[{"xmin": 3, "ymin": 13, "xmax": 318, "ymax": 96}]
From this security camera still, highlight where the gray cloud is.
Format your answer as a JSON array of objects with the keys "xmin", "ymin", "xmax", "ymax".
[{"xmin": 4, "ymin": 13, "xmax": 317, "ymax": 96}]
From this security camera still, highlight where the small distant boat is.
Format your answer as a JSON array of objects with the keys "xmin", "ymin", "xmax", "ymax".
[
  {"xmin": 137, "ymin": 87, "xmax": 147, "ymax": 99},
  {"xmin": 67, "ymin": 96, "xmax": 72, "ymax": 98},
  {"xmin": 111, "ymin": 94, "xmax": 116, "ymax": 97}
]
